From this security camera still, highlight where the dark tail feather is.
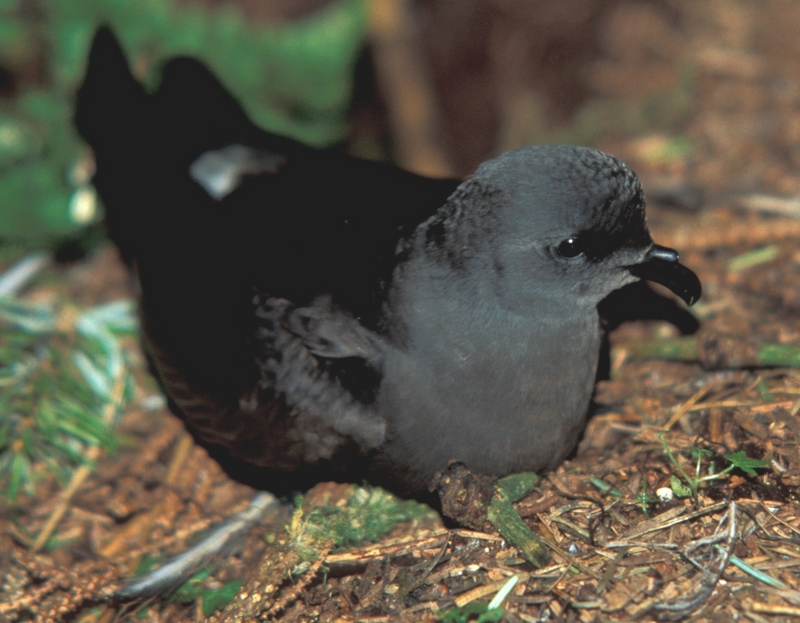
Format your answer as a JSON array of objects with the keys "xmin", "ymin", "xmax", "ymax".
[
  {"xmin": 154, "ymin": 57, "xmax": 253, "ymax": 155},
  {"xmin": 154, "ymin": 56, "xmax": 302, "ymax": 162},
  {"xmin": 75, "ymin": 26, "xmax": 152, "ymax": 263},
  {"xmin": 75, "ymin": 26, "xmax": 148, "ymax": 152}
]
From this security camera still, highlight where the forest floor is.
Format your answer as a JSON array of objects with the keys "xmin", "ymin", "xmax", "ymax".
[{"xmin": 5, "ymin": 0, "xmax": 800, "ymax": 621}]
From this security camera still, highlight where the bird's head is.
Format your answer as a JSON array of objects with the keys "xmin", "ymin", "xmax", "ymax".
[{"xmin": 421, "ymin": 145, "xmax": 700, "ymax": 314}]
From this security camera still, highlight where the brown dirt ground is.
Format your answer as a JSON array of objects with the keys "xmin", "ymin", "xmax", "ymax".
[{"xmin": 5, "ymin": 0, "xmax": 800, "ymax": 621}]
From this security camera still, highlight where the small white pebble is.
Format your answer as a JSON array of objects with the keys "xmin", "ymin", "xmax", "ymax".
[
  {"xmin": 568, "ymin": 542, "xmax": 579, "ymax": 554},
  {"xmin": 69, "ymin": 186, "xmax": 98, "ymax": 223},
  {"xmin": 139, "ymin": 394, "xmax": 167, "ymax": 411},
  {"xmin": 656, "ymin": 487, "xmax": 674, "ymax": 502},
  {"xmin": 771, "ymin": 459, "xmax": 787, "ymax": 473}
]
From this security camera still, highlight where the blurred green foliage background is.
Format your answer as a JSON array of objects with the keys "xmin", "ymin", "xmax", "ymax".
[{"xmin": 0, "ymin": 0, "xmax": 366, "ymax": 246}]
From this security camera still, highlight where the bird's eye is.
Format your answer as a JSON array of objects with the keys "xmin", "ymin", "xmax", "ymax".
[{"xmin": 556, "ymin": 236, "xmax": 586, "ymax": 259}]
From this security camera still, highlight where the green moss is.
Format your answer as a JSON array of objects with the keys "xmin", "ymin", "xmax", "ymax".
[{"xmin": 289, "ymin": 486, "xmax": 437, "ymax": 564}]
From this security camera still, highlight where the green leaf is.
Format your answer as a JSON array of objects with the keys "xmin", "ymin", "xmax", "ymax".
[
  {"xmin": 0, "ymin": 299, "xmax": 56, "ymax": 332},
  {"xmin": 440, "ymin": 603, "xmax": 503, "ymax": 623},
  {"xmin": 71, "ymin": 351, "xmax": 111, "ymax": 400},
  {"xmin": 0, "ymin": 116, "xmax": 42, "ymax": 166},
  {"xmin": 0, "ymin": 292, "xmax": 127, "ymax": 500},
  {"xmin": 589, "ymin": 476, "xmax": 623, "ymax": 498},
  {"xmin": 173, "ymin": 568, "xmax": 212, "ymax": 604},
  {"xmin": 727, "ymin": 246, "xmax": 779, "ymax": 273},
  {"xmin": 200, "ymin": 578, "xmax": 246, "ymax": 616},
  {"xmin": 169, "ymin": 568, "xmax": 244, "ymax": 615},
  {"xmin": 669, "ymin": 475, "xmax": 692, "ymax": 498},
  {"xmin": 688, "ymin": 446, "xmax": 713, "ymax": 460},
  {"xmin": 724, "ymin": 451, "xmax": 771, "ymax": 477},
  {"xmin": 496, "ymin": 472, "xmax": 539, "ymax": 502},
  {"xmin": 8, "ymin": 451, "xmax": 29, "ymax": 499},
  {"xmin": 84, "ymin": 300, "xmax": 137, "ymax": 333}
]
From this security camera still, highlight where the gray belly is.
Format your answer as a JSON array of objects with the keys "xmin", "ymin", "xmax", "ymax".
[{"xmin": 376, "ymin": 312, "xmax": 601, "ymax": 488}]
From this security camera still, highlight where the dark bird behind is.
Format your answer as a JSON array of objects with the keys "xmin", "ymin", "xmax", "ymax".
[{"xmin": 75, "ymin": 27, "xmax": 700, "ymax": 494}]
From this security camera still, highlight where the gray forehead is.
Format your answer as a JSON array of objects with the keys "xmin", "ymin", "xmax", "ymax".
[{"xmin": 472, "ymin": 145, "xmax": 642, "ymax": 210}]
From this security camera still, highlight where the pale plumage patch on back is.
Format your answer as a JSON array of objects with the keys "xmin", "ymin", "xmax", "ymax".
[{"xmin": 190, "ymin": 144, "xmax": 286, "ymax": 200}]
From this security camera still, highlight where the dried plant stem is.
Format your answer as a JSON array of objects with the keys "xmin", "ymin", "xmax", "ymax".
[
  {"xmin": 368, "ymin": 0, "xmax": 453, "ymax": 177},
  {"xmin": 31, "ymin": 447, "xmax": 100, "ymax": 552},
  {"xmin": 32, "ymin": 374, "xmax": 126, "ymax": 551},
  {"xmin": 487, "ymin": 489, "xmax": 549, "ymax": 568},
  {"xmin": 618, "ymin": 334, "xmax": 800, "ymax": 369},
  {"xmin": 653, "ymin": 502, "xmax": 737, "ymax": 620},
  {"xmin": 118, "ymin": 491, "xmax": 277, "ymax": 600},
  {"xmin": 267, "ymin": 545, "xmax": 333, "ymax": 617}
]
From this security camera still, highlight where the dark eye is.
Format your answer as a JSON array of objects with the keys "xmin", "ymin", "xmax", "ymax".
[{"xmin": 556, "ymin": 236, "xmax": 586, "ymax": 259}]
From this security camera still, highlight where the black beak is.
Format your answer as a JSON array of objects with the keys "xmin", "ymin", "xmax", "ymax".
[{"xmin": 628, "ymin": 245, "xmax": 701, "ymax": 306}]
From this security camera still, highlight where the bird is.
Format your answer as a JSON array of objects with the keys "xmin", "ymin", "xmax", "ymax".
[{"xmin": 75, "ymin": 27, "xmax": 700, "ymax": 495}]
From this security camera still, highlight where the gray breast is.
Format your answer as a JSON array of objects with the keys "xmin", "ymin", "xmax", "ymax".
[{"xmin": 376, "ymin": 294, "xmax": 601, "ymax": 488}]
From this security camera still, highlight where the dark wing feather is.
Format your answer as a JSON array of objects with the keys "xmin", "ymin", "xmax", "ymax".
[{"xmin": 75, "ymin": 27, "xmax": 460, "ymax": 473}]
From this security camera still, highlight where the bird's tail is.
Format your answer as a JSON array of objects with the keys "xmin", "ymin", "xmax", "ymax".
[
  {"xmin": 75, "ymin": 26, "xmax": 300, "ymax": 261},
  {"xmin": 152, "ymin": 56, "xmax": 255, "ymax": 156},
  {"xmin": 76, "ymin": 25, "xmax": 294, "ymax": 197},
  {"xmin": 75, "ymin": 25, "xmax": 252, "ymax": 158},
  {"xmin": 74, "ymin": 26, "xmax": 148, "ymax": 157},
  {"xmin": 75, "ymin": 27, "xmax": 153, "ymax": 262}
]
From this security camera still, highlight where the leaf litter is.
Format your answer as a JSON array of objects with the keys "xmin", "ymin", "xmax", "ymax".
[{"xmin": 6, "ymin": 0, "xmax": 800, "ymax": 621}]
